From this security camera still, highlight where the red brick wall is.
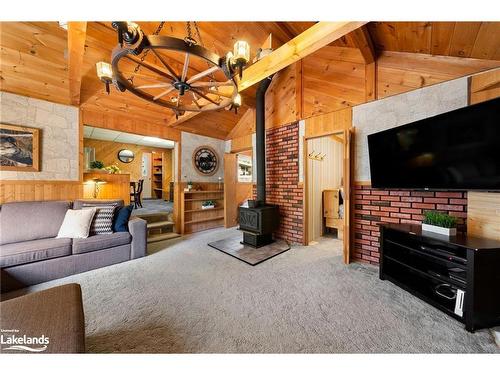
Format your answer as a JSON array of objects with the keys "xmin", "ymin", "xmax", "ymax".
[
  {"xmin": 353, "ymin": 185, "xmax": 467, "ymax": 265},
  {"xmin": 254, "ymin": 122, "xmax": 303, "ymax": 244}
]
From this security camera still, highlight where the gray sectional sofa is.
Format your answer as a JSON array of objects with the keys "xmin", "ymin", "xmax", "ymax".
[{"xmin": 0, "ymin": 199, "xmax": 147, "ymax": 289}]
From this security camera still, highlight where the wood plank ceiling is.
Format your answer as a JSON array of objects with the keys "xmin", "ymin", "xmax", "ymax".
[{"xmin": 1, "ymin": 21, "xmax": 499, "ymax": 139}]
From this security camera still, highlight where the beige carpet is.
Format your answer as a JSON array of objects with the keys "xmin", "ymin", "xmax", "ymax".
[{"xmin": 7, "ymin": 227, "xmax": 499, "ymax": 353}]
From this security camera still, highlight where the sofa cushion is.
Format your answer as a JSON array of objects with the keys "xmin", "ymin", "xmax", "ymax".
[
  {"xmin": 0, "ymin": 283, "xmax": 85, "ymax": 353},
  {"xmin": 113, "ymin": 204, "xmax": 133, "ymax": 232},
  {"xmin": 81, "ymin": 203, "xmax": 118, "ymax": 235},
  {"xmin": 0, "ymin": 200, "xmax": 71, "ymax": 245},
  {"xmin": 56, "ymin": 208, "xmax": 97, "ymax": 239},
  {"xmin": 73, "ymin": 199, "xmax": 124, "ymax": 210},
  {"xmin": 72, "ymin": 232, "xmax": 131, "ymax": 254},
  {"xmin": 0, "ymin": 238, "xmax": 72, "ymax": 268}
]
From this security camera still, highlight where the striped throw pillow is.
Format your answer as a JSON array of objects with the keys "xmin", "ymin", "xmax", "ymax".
[{"xmin": 82, "ymin": 203, "xmax": 118, "ymax": 235}]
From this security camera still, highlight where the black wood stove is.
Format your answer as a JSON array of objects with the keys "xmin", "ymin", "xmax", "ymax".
[{"xmin": 238, "ymin": 75, "xmax": 280, "ymax": 248}]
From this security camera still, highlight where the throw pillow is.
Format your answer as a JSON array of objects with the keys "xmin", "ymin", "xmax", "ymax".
[
  {"xmin": 113, "ymin": 204, "xmax": 133, "ymax": 232},
  {"xmin": 56, "ymin": 208, "xmax": 96, "ymax": 239},
  {"xmin": 82, "ymin": 204, "xmax": 117, "ymax": 235}
]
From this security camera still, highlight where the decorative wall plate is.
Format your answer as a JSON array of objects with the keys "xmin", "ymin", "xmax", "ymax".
[{"xmin": 192, "ymin": 146, "xmax": 219, "ymax": 176}]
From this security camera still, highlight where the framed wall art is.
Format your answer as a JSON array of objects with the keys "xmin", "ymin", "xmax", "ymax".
[{"xmin": 0, "ymin": 123, "xmax": 40, "ymax": 172}]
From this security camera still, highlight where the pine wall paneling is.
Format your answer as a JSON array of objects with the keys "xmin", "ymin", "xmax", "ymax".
[
  {"xmin": 82, "ymin": 172, "xmax": 131, "ymax": 204},
  {"xmin": 81, "ymin": 109, "xmax": 181, "ymax": 142},
  {"xmin": 0, "ymin": 180, "xmax": 82, "ymax": 204},
  {"xmin": 376, "ymin": 51, "xmax": 500, "ymax": 99},
  {"xmin": 469, "ymin": 69, "xmax": 500, "ymax": 105},
  {"xmin": 466, "ymin": 69, "xmax": 500, "ymax": 241},
  {"xmin": 306, "ymin": 136, "xmax": 343, "ymax": 242}
]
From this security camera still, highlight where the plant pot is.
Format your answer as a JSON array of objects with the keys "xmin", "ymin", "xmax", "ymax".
[
  {"xmin": 422, "ymin": 223, "xmax": 457, "ymax": 237},
  {"xmin": 202, "ymin": 205, "xmax": 215, "ymax": 210}
]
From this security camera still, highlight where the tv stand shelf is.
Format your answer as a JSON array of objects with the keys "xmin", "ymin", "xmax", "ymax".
[{"xmin": 380, "ymin": 223, "xmax": 500, "ymax": 332}]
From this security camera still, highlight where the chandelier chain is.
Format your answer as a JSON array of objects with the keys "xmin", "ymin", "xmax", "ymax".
[
  {"xmin": 193, "ymin": 22, "xmax": 204, "ymax": 47},
  {"xmin": 129, "ymin": 22, "xmax": 165, "ymax": 83},
  {"xmin": 193, "ymin": 21, "xmax": 217, "ymax": 87}
]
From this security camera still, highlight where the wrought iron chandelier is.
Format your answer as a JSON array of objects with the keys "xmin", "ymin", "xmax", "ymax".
[{"xmin": 96, "ymin": 21, "xmax": 250, "ymax": 116}]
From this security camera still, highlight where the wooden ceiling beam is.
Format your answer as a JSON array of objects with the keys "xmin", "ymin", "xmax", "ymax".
[
  {"xmin": 225, "ymin": 108, "xmax": 255, "ymax": 140},
  {"xmin": 67, "ymin": 22, "xmax": 88, "ymax": 106},
  {"xmin": 349, "ymin": 25, "xmax": 375, "ymax": 64},
  {"xmin": 237, "ymin": 21, "xmax": 367, "ymax": 92},
  {"xmin": 167, "ymin": 111, "xmax": 200, "ymax": 128}
]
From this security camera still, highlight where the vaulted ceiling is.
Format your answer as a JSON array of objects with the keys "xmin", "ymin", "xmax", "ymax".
[{"xmin": 1, "ymin": 21, "xmax": 499, "ymax": 139}]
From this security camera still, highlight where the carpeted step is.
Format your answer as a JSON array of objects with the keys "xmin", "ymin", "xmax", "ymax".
[
  {"xmin": 133, "ymin": 212, "xmax": 170, "ymax": 224},
  {"xmin": 147, "ymin": 232, "xmax": 181, "ymax": 243},
  {"xmin": 147, "ymin": 220, "xmax": 174, "ymax": 230}
]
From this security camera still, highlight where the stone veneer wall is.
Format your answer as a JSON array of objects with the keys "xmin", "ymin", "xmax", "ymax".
[
  {"xmin": 353, "ymin": 77, "xmax": 468, "ymax": 181},
  {"xmin": 353, "ymin": 186, "xmax": 467, "ymax": 264},
  {"xmin": 180, "ymin": 131, "xmax": 225, "ymax": 183},
  {"xmin": 255, "ymin": 122, "xmax": 303, "ymax": 244},
  {"xmin": 351, "ymin": 76, "xmax": 471, "ymax": 265},
  {"xmin": 0, "ymin": 92, "xmax": 79, "ymax": 180}
]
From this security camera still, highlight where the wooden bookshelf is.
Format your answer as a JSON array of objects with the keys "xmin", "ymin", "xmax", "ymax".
[
  {"xmin": 151, "ymin": 153, "xmax": 164, "ymax": 199},
  {"xmin": 180, "ymin": 184, "xmax": 225, "ymax": 234}
]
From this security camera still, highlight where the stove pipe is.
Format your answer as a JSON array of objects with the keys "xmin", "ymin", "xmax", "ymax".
[{"xmin": 255, "ymin": 75, "xmax": 273, "ymax": 204}]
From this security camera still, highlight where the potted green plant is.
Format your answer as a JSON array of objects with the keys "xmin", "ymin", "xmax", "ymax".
[
  {"xmin": 104, "ymin": 164, "xmax": 120, "ymax": 174},
  {"xmin": 187, "ymin": 181, "xmax": 193, "ymax": 191},
  {"xmin": 422, "ymin": 211, "xmax": 457, "ymax": 237},
  {"xmin": 89, "ymin": 160, "xmax": 104, "ymax": 170},
  {"xmin": 202, "ymin": 200, "xmax": 215, "ymax": 210}
]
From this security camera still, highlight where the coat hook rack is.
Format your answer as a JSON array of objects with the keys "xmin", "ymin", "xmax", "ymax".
[{"xmin": 308, "ymin": 151, "xmax": 325, "ymax": 161}]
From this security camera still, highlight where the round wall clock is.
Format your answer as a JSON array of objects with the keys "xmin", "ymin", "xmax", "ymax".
[{"xmin": 192, "ymin": 146, "xmax": 219, "ymax": 176}]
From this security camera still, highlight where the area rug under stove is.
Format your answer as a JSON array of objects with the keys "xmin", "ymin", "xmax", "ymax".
[{"xmin": 208, "ymin": 236, "xmax": 290, "ymax": 265}]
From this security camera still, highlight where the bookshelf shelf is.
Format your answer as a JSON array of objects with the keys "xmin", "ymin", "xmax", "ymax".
[{"xmin": 180, "ymin": 184, "xmax": 225, "ymax": 234}]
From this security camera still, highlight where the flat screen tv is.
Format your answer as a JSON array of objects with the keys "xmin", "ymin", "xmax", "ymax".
[{"xmin": 367, "ymin": 97, "xmax": 500, "ymax": 190}]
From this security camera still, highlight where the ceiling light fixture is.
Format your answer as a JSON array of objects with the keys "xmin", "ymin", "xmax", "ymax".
[
  {"xmin": 232, "ymin": 41, "xmax": 250, "ymax": 79},
  {"xmin": 96, "ymin": 21, "xmax": 251, "ymax": 115},
  {"xmin": 96, "ymin": 62, "xmax": 113, "ymax": 94}
]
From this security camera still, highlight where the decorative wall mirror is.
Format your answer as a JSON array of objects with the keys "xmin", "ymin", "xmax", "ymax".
[{"xmin": 117, "ymin": 149, "xmax": 134, "ymax": 163}]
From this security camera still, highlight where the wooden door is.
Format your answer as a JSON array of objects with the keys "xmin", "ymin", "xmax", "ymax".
[
  {"xmin": 342, "ymin": 129, "xmax": 353, "ymax": 264},
  {"xmin": 223, "ymin": 153, "xmax": 237, "ymax": 227}
]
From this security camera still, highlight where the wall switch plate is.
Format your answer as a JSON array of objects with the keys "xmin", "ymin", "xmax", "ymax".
[{"xmin": 455, "ymin": 289, "xmax": 465, "ymax": 317}]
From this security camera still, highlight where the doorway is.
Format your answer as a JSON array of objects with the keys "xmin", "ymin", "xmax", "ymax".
[
  {"xmin": 82, "ymin": 125, "xmax": 175, "ymax": 214},
  {"xmin": 223, "ymin": 149, "xmax": 254, "ymax": 227},
  {"xmin": 305, "ymin": 129, "xmax": 352, "ymax": 263},
  {"xmin": 142, "ymin": 152, "xmax": 152, "ymax": 199}
]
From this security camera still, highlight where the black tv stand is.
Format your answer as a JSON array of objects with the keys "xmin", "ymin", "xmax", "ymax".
[{"xmin": 380, "ymin": 223, "xmax": 500, "ymax": 332}]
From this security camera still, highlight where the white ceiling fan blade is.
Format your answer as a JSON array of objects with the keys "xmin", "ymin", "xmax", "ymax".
[
  {"xmin": 186, "ymin": 66, "xmax": 219, "ymax": 84},
  {"xmin": 181, "ymin": 53, "xmax": 190, "ymax": 81},
  {"xmin": 136, "ymin": 83, "xmax": 173, "ymax": 89},
  {"xmin": 153, "ymin": 86, "xmax": 176, "ymax": 101},
  {"xmin": 190, "ymin": 80, "xmax": 232, "ymax": 88}
]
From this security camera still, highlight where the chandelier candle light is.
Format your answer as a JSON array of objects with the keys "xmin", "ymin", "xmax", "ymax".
[
  {"xmin": 96, "ymin": 61, "xmax": 113, "ymax": 94},
  {"xmin": 95, "ymin": 21, "xmax": 251, "ymax": 115}
]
